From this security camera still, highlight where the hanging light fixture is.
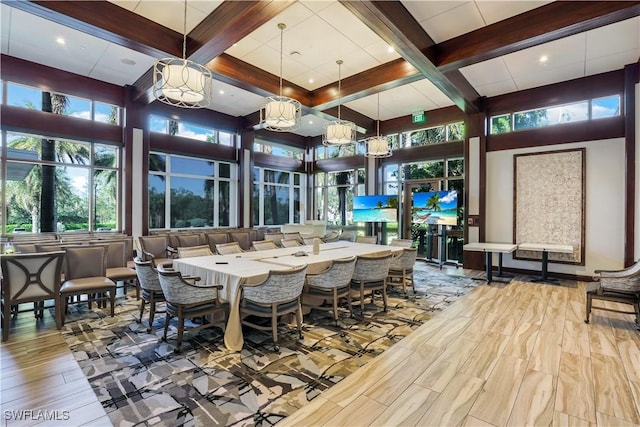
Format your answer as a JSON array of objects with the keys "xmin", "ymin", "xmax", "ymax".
[
  {"xmin": 323, "ymin": 60, "xmax": 356, "ymax": 145},
  {"xmin": 261, "ymin": 23, "xmax": 301, "ymax": 132},
  {"xmin": 153, "ymin": 0, "xmax": 213, "ymax": 108},
  {"xmin": 364, "ymin": 93, "xmax": 392, "ymax": 158}
]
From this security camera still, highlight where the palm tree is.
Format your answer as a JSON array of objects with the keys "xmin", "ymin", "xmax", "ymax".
[{"xmin": 425, "ymin": 193, "xmax": 442, "ymax": 212}]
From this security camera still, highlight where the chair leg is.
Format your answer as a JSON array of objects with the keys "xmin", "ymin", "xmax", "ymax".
[
  {"xmin": 296, "ymin": 300, "xmax": 304, "ymax": 339},
  {"xmin": 54, "ymin": 296, "xmax": 62, "ymax": 331},
  {"xmin": 148, "ymin": 300, "xmax": 156, "ymax": 332},
  {"xmin": 271, "ymin": 306, "xmax": 279, "ymax": 351},
  {"xmin": 382, "ymin": 283, "xmax": 388, "ymax": 312},
  {"xmin": 138, "ymin": 299, "xmax": 146, "ymax": 324},
  {"xmin": 2, "ymin": 300, "xmax": 11, "ymax": 342},
  {"xmin": 332, "ymin": 288, "xmax": 339, "ymax": 324},
  {"xmin": 585, "ymin": 293, "xmax": 592, "ymax": 324},
  {"xmin": 176, "ymin": 314, "xmax": 184, "ymax": 353},
  {"xmin": 634, "ymin": 301, "xmax": 640, "ymax": 329},
  {"xmin": 109, "ymin": 291, "xmax": 115, "ymax": 317},
  {"xmin": 347, "ymin": 292, "xmax": 353, "ymax": 318},
  {"xmin": 162, "ymin": 313, "xmax": 170, "ymax": 342},
  {"xmin": 360, "ymin": 281, "xmax": 365, "ymax": 312}
]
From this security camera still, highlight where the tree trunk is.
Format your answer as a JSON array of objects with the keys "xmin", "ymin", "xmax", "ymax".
[{"xmin": 40, "ymin": 92, "xmax": 56, "ymax": 232}]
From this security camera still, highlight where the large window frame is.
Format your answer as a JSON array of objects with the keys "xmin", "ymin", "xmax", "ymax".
[{"xmin": 252, "ymin": 167, "xmax": 305, "ymax": 226}]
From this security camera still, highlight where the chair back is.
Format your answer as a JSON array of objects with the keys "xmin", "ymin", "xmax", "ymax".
[
  {"xmin": 339, "ymin": 230, "xmax": 356, "ymax": 242},
  {"xmin": 157, "ymin": 264, "xmax": 219, "ymax": 305},
  {"xmin": 322, "ymin": 230, "xmax": 340, "ymax": 243},
  {"xmin": 205, "ymin": 232, "xmax": 230, "ymax": 252},
  {"xmin": 356, "ymin": 236, "xmax": 377, "ymax": 244},
  {"xmin": 243, "ymin": 265, "xmax": 308, "ymax": 304},
  {"xmin": 252, "ymin": 240, "xmax": 278, "ymax": 251},
  {"xmin": 134, "ymin": 258, "xmax": 162, "ymax": 292},
  {"xmin": 90, "ymin": 239, "xmax": 128, "ymax": 268},
  {"xmin": 264, "ymin": 233, "xmax": 284, "ymax": 247},
  {"xmin": 390, "ymin": 247, "xmax": 418, "ymax": 270},
  {"xmin": 0, "ymin": 252, "xmax": 65, "ymax": 303},
  {"xmin": 352, "ymin": 252, "xmax": 393, "ymax": 282},
  {"xmin": 13, "ymin": 243, "xmax": 38, "ymax": 254},
  {"xmin": 306, "ymin": 256, "xmax": 356, "ymax": 289},
  {"xmin": 64, "ymin": 245, "xmax": 107, "ymax": 280},
  {"xmin": 177, "ymin": 234, "xmax": 203, "ymax": 248},
  {"xmin": 390, "ymin": 238, "xmax": 413, "ymax": 248},
  {"xmin": 281, "ymin": 238, "xmax": 302, "ymax": 248},
  {"xmin": 229, "ymin": 231, "xmax": 251, "ymax": 251},
  {"xmin": 215, "ymin": 241, "xmax": 243, "ymax": 255},
  {"xmin": 138, "ymin": 235, "xmax": 169, "ymax": 260},
  {"xmin": 177, "ymin": 245, "xmax": 213, "ymax": 258}
]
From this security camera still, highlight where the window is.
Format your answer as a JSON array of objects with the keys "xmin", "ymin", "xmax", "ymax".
[
  {"xmin": 592, "ymin": 95, "xmax": 620, "ymax": 119},
  {"xmin": 1, "ymin": 131, "xmax": 120, "ymax": 233},
  {"xmin": 314, "ymin": 168, "xmax": 364, "ymax": 226},
  {"xmin": 252, "ymin": 167, "xmax": 305, "ymax": 226},
  {"xmin": 148, "ymin": 115, "xmax": 236, "ymax": 146},
  {"xmin": 148, "ymin": 153, "xmax": 236, "ymax": 229},
  {"xmin": 254, "ymin": 139, "xmax": 304, "ymax": 159}
]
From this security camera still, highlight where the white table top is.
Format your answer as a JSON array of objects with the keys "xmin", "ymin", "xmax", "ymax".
[
  {"xmin": 463, "ymin": 242, "xmax": 518, "ymax": 253},
  {"xmin": 517, "ymin": 242, "xmax": 574, "ymax": 253}
]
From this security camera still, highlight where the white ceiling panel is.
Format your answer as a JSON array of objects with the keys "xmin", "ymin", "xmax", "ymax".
[
  {"xmin": 501, "ymin": 33, "xmax": 586, "ymax": 77},
  {"xmin": 474, "ymin": 79, "xmax": 519, "ymax": 98},
  {"xmin": 476, "ymin": 1, "xmax": 550, "ymax": 25},
  {"xmin": 512, "ymin": 60, "xmax": 586, "ymax": 91},
  {"xmin": 586, "ymin": 49, "xmax": 640, "ymax": 76},
  {"xmin": 401, "ymin": 1, "xmax": 468, "ymax": 24},
  {"xmin": 421, "ymin": 2, "xmax": 485, "ymax": 43},
  {"xmin": 410, "ymin": 79, "xmax": 454, "ymax": 108},
  {"xmin": 460, "ymin": 57, "xmax": 512, "ymax": 87},
  {"xmin": 1, "ymin": 5, "xmax": 11, "ymax": 53},
  {"xmin": 91, "ymin": 44, "xmax": 156, "ymax": 86},
  {"xmin": 586, "ymin": 17, "xmax": 640, "ymax": 59}
]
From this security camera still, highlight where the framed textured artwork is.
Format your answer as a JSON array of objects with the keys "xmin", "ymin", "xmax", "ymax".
[{"xmin": 513, "ymin": 148, "xmax": 585, "ymax": 264}]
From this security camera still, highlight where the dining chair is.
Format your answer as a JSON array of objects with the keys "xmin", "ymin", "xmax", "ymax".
[
  {"xmin": 1, "ymin": 252, "xmax": 65, "ymax": 342},
  {"xmin": 252, "ymin": 240, "xmax": 278, "ymax": 251},
  {"xmin": 91, "ymin": 239, "xmax": 139, "ymax": 299},
  {"xmin": 137, "ymin": 235, "xmax": 174, "ymax": 267},
  {"xmin": 59, "ymin": 245, "xmax": 117, "ymax": 325},
  {"xmin": 389, "ymin": 238, "xmax": 414, "ymax": 248},
  {"xmin": 228, "ymin": 231, "xmax": 252, "ymax": 251},
  {"xmin": 338, "ymin": 230, "xmax": 357, "ymax": 242},
  {"xmin": 215, "ymin": 241, "xmax": 244, "ymax": 255},
  {"xmin": 133, "ymin": 258, "xmax": 166, "ymax": 333},
  {"xmin": 303, "ymin": 256, "xmax": 356, "ymax": 324},
  {"xmin": 386, "ymin": 247, "xmax": 418, "ymax": 297},
  {"xmin": 240, "ymin": 264, "xmax": 307, "ymax": 351},
  {"xmin": 356, "ymin": 235, "xmax": 377, "ymax": 244},
  {"xmin": 264, "ymin": 233, "xmax": 284, "ymax": 247},
  {"xmin": 585, "ymin": 259, "xmax": 640, "ymax": 330},
  {"xmin": 321, "ymin": 230, "xmax": 340, "ymax": 243},
  {"xmin": 157, "ymin": 265, "xmax": 227, "ymax": 353},
  {"xmin": 281, "ymin": 238, "xmax": 302, "ymax": 248},
  {"xmin": 177, "ymin": 233, "xmax": 205, "ymax": 248},
  {"xmin": 350, "ymin": 252, "xmax": 393, "ymax": 313},
  {"xmin": 177, "ymin": 245, "xmax": 214, "ymax": 258},
  {"xmin": 205, "ymin": 232, "xmax": 230, "ymax": 253}
]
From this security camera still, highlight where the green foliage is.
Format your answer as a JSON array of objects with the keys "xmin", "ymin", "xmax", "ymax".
[{"xmin": 491, "ymin": 115, "xmax": 511, "ymax": 134}]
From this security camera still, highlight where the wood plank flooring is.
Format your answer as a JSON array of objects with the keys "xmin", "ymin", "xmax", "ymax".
[{"xmin": 2, "ymin": 268, "xmax": 639, "ymax": 427}]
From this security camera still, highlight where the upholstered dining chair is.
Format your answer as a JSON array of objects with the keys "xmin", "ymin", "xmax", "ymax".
[
  {"xmin": 389, "ymin": 238, "xmax": 414, "ymax": 248},
  {"xmin": 205, "ymin": 232, "xmax": 230, "ymax": 253},
  {"xmin": 303, "ymin": 256, "xmax": 356, "ymax": 324},
  {"xmin": 176, "ymin": 245, "xmax": 214, "ymax": 258},
  {"xmin": 133, "ymin": 258, "xmax": 166, "ymax": 333},
  {"xmin": 322, "ymin": 230, "xmax": 340, "ymax": 243},
  {"xmin": 264, "ymin": 233, "xmax": 284, "ymax": 247},
  {"xmin": 280, "ymin": 238, "xmax": 302, "ymax": 248},
  {"xmin": 215, "ymin": 241, "xmax": 244, "ymax": 255},
  {"xmin": 228, "ymin": 231, "xmax": 252, "ymax": 251},
  {"xmin": 240, "ymin": 264, "xmax": 308, "ymax": 351},
  {"xmin": 176, "ymin": 233, "xmax": 204, "ymax": 248},
  {"xmin": 59, "ymin": 245, "xmax": 116, "ymax": 325},
  {"xmin": 1, "ymin": 251, "xmax": 65, "ymax": 342},
  {"xmin": 138, "ymin": 235, "xmax": 174, "ymax": 268},
  {"xmin": 157, "ymin": 265, "xmax": 227, "ymax": 353},
  {"xmin": 386, "ymin": 247, "xmax": 418, "ymax": 297},
  {"xmin": 585, "ymin": 259, "xmax": 640, "ymax": 330},
  {"xmin": 356, "ymin": 235, "xmax": 377, "ymax": 244},
  {"xmin": 350, "ymin": 252, "xmax": 393, "ymax": 313},
  {"xmin": 91, "ymin": 239, "xmax": 139, "ymax": 299},
  {"xmin": 252, "ymin": 240, "xmax": 278, "ymax": 251}
]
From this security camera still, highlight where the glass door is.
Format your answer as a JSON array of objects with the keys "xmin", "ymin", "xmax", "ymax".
[{"xmin": 403, "ymin": 180, "xmax": 439, "ymax": 258}]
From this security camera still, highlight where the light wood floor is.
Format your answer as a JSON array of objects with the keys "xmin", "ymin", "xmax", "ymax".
[{"xmin": 2, "ymin": 269, "xmax": 639, "ymax": 427}]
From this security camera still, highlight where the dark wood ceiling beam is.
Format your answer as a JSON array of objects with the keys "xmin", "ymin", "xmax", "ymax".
[
  {"xmin": 13, "ymin": 1, "xmax": 181, "ymax": 58},
  {"xmin": 340, "ymin": 0, "xmax": 480, "ymax": 114},
  {"xmin": 187, "ymin": 1, "xmax": 295, "ymax": 64},
  {"xmin": 434, "ymin": 1, "xmax": 640, "ymax": 72}
]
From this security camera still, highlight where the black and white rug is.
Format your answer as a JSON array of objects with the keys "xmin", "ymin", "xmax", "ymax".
[{"xmin": 59, "ymin": 265, "xmax": 478, "ymax": 426}]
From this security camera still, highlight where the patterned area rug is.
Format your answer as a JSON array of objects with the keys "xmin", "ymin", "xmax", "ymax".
[{"xmin": 59, "ymin": 264, "xmax": 478, "ymax": 426}]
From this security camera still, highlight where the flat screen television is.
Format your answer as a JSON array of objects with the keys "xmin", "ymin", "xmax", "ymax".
[
  {"xmin": 352, "ymin": 195, "xmax": 398, "ymax": 223},
  {"xmin": 412, "ymin": 190, "xmax": 458, "ymax": 226}
]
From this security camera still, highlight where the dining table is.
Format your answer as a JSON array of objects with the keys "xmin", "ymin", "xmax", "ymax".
[{"xmin": 173, "ymin": 241, "xmax": 403, "ymax": 351}]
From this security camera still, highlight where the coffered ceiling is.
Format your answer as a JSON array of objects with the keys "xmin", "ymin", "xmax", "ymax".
[{"xmin": 1, "ymin": 1, "xmax": 639, "ymax": 137}]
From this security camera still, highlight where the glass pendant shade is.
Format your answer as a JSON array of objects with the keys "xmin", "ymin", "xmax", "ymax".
[
  {"xmin": 153, "ymin": 59, "xmax": 213, "ymax": 108},
  {"xmin": 152, "ymin": 0, "xmax": 212, "ymax": 109}
]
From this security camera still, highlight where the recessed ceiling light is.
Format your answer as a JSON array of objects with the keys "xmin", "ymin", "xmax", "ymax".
[
  {"xmin": 539, "ymin": 55, "xmax": 548, "ymax": 63},
  {"xmin": 219, "ymin": 90, "xmax": 224, "ymax": 95},
  {"xmin": 308, "ymin": 77, "xmax": 314, "ymax": 84},
  {"xmin": 308, "ymin": 120, "xmax": 313, "ymax": 125},
  {"xmin": 387, "ymin": 46, "xmax": 394, "ymax": 53},
  {"xmin": 121, "ymin": 58, "xmax": 136, "ymax": 66},
  {"xmin": 56, "ymin": 37, "xmax": 65, "ymax": 45}
]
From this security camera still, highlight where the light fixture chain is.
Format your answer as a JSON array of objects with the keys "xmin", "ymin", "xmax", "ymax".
[
  {"xmin": 337, "ymin": 60, "xmax": 342, "ymax": 120},
  {"xmin": 377, "ymin": 93, "xmax": 380, "ymax": 136},
  {"xmin": 182, "ymin": 0, "xmax": 187, "ymax": 60},
  {"xmin": 279, "ymin": 24, "xmax": 284, "ymax": 97}
]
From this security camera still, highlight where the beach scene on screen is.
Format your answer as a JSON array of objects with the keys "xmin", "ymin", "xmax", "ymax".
[
  {"xmin": 412, "ymin": 190, "xmax": 458, "ymax": 225},
  {"xmin": 353, "ymin": 195, "xmax": 398, "ymax": 223}
]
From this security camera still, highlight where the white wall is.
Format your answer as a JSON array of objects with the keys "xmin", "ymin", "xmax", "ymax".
[{"xmin": 486, "ymin": 138, "xmax": 626, "ymax": 276}]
